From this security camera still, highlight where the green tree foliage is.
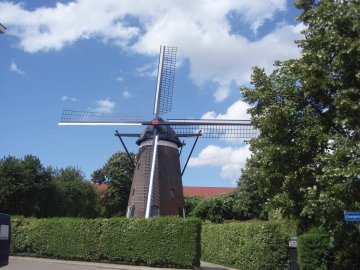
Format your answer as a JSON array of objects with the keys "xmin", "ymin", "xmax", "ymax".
[
  {"xmin": 53, "ymin": 167, "xmax": 98, "ymax": 217},
  {"xmin": 189, "ymin": 190, "xmax": 256, "ymax": 223},
  {"xmin": 92, "ymin": 151, "xmax": 135, "ymax": 217},
  {"xmin": 239, "ymin": 0, "xmax": 359, "ymax": 268},
  {"xmin": 0, "ymin": 155, "xmax": 100, "ymax": 218},
  {"xmin": 184, "ymin": 196, "xmax": 205, "ymax": 217},
  {"xmin": 240, "ymin": 61, "xmax": 314, "ymax": 221},
  {"xmin": 193, "ymin": 196, "xmax": 232, "ymax": 223},
  {"xmin": 0, "ymin": 155, "xmax": 55, "ymax": 217}
]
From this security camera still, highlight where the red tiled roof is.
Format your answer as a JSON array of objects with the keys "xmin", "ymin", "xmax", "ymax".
[
  {"xmin": 183, "ymin": 186, "xmax": 236, "ymax": 198},
  {"xmin": 93, "ymin": 184, "xmax": 108, "ymax": 190},
  {"xmin": 94, "ymin": 184, "xmax": 236, "ymax": 199}
]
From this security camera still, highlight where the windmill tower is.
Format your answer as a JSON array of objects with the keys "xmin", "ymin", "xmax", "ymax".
[{"xmin": 59, "ymin": 46, "xmax": 258, "ymax": 218}]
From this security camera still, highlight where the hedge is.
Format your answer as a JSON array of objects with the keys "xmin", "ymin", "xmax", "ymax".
[
  {"xmin": 201, "ymin": 220, "xmax": 296, "ymax": 270},
  {"xmin": 297, "ymin": 228, "xmax": 331, "ymax": 270},
  {"xmin": 10, "ymin": 216, "xmax": 201, "ymax": 268}
]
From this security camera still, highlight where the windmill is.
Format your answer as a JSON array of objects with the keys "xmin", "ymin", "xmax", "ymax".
[{"xmin": 59, "ymin": 46, "xmax": 258, "ymax": 218}]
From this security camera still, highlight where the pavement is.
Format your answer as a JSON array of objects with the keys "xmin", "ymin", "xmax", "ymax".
[{"xmin": 4, "ymin": 256, "xmax": 237, "ymax": 270}]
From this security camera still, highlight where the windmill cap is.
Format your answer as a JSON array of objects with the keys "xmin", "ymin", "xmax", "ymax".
[{"xmin": 136, "ymin": 118, "xmax": 182, "ymax": 147}]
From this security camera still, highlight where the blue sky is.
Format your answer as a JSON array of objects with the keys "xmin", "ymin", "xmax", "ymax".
[{"xmin": 0, "ymin": 0, "xmax": 303, "ymax": 187}]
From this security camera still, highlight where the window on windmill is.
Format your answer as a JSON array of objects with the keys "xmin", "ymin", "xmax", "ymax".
[
  {"xmin": 132, "ymin": 189, "xmax": 135, "ymax": 196},
  {"xmin": 170, "ymin": 189, "xmax": 175, "ymax": 197},
  {"xmin": 127, "ymin": 206, "xmax": 135, "ymax": 218},
  {"xmin": 150, "ymin": 205, "xmax": 159, "ymax": 216}
]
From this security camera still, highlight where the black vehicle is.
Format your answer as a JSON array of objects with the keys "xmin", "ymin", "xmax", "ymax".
[{"xmin": 0, "ymin": 213, "xmax": 10, "ymax": 267}]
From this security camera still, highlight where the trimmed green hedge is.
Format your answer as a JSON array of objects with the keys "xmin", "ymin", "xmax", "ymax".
[
  {"xmin": 201, "ymin": 220, "xmax": 296, "ymax": 270},
  {"xmin": 297, "ymin": 229, "xmax": 331, "ymax": 270},
  {"xmin": 10, "ymin": 216, "xmax": 201, "ymax": 268}
]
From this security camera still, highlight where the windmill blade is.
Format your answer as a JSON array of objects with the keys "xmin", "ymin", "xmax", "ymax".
[
  {"xmin": 153, "ymin": 46, "xmax": 177, "ymax": 117},
  {"xmin": 59, "ymin": 110, "xmax": 144, "ymax": 125},
  {"xmin": 0, "ymin": 23, "xmax": 6, "ymax": 34},
  {"xmin": 167, "ymin": 119, "xmax": 259, "ymax": 139},
  {"xmin": 145, "ymin": 129, "xmax": 159, "ymax": 219}
]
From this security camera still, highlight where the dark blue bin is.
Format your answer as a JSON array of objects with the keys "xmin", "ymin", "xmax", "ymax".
[{"xmin": 0, "ymin": 213, "xmax": 10, "ymax": 267}]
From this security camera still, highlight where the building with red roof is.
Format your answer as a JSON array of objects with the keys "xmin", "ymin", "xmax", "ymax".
[
  {"xmin": 94, "ymin": 183, "xmax": 108, "ymax": 190},
  {"xmin": 183, "ymin": 186, "xmax": 236, "ymax": 199},
  {"xmin": 94, "ymin": 184, "xmax": 236, "ymax": 199}
]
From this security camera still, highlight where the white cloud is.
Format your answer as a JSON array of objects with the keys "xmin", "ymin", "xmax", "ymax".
[
  {"xmin": 177, "ymin": 23, "xmax": 303, "ymax": 103},
  {"xmin": 202, "ymin": 100, "xmax": 251, "ymax": 120},
  {"xmin": 9, "ymin": 61, "xmax": 25, "ymax": 75},
  {"xmin": 234, "ymin": 0, "xmax": 287, "ymax": 33},
  {"xmin": 189, "ymin": 144, "xmax": 251, "ymax": 180},
  {"xmin": 213, "ymin": 85, "xmax": 230, "ymax": 102},
  {"xmin": 136, "ymin": 62, "xmax": 158, "ymax": 78},
  {"xmin": 0, "ymin": 1, "xmax": 140, "ymax": 53},
  {"xmin": 61, "ymin": 95, "xmax": 76, "ymax": 102},
  {"xmin": 93, "ymin": 98, "xmax": 115, "ymax": 113},
  {"xmin": 122, "ymin": 90, "xmax": 131, "ymax": 99},
  {"xmin": 0, "ymin": 0, "xmax": 303, "ymax": 101}
]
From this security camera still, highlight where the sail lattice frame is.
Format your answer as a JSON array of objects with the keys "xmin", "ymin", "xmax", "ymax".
[
  {"xmin": 59, "ymin": 110, "xmax": 144, "ymax": 125},
  {"xmin": 156, "ymin": 46, "xmax": 177, "ymax": 116},
  {"xmin": 172, "ymin": 123, "xmax": 258, "ymax": 139}
]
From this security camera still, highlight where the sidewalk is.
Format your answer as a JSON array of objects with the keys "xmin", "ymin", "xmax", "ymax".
[{"xmin": 8, "ymin": 256, "xmax": 237, "ymax": 270}]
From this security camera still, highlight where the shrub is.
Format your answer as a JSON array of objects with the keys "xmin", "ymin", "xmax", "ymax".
[
  {"xmin": 10, "ymin": 216, "xmax": 201, "ymax": 268},
  {"xmin": 98, "ymin": 217, "xmax": 201, "ymax": 268},
  {"xmin": 297, "ymin": 228, "xmax": 331, "ymax": 270},
  {"xmin": 193, "ymin": 195, "xmax": 234, "ymax": 223},
  {"xmin": 201, "ymin": 220, "xmax": 296, "ymax": 270},
  {"xmin": 190, "ymin": 190, "xmax": 260, "ymax": 223},
  {"xmin": 184, "ymin": 196, "xmax": 205, "ymax": 217},
  {"xmin": 331, "ymin": 223, "xmax": 360, "ymax": 270}
]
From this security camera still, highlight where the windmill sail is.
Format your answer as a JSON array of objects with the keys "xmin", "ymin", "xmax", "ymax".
[
  {"xmin": 153, "ymin": 46, "xmax": 177, "ymax": 116},
  {"xmin": 146, "ymin": 46, "xmax": 178, "ymax": 218},
  {"xmin": 59, "ymin": 110, "xmax": 144, "ymax": 125},
  {"xmin": 145, "ymin": 133, "xmax": 159, "ymax": 218},
  {"xmin": 168, "ymin": 119, "xmax": 259, "ymax": 139}
]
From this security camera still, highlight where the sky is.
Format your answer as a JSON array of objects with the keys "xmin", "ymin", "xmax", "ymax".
[{"xmin": 0, "ymin": 0, "xmax": 303, "ymax": 187}]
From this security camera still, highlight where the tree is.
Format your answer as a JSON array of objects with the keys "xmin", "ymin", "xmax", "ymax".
[
  {"xmin": 92, "ymin": 151, "xmax": 135, "ymax": 217},
  {"xmin": 53, "ymin": 166, "xmax": 98, "ymax": 217},
  {"xmin": 0, "ymin": 155, "xmax": 55, "ymax": 217},
  {"xmin": 240, "ymin": 0, "xmax": 359, "ymax": 268},
  {"xmin": 240, "ymin": 61, "xmax": 315, "ymax": 221}
]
